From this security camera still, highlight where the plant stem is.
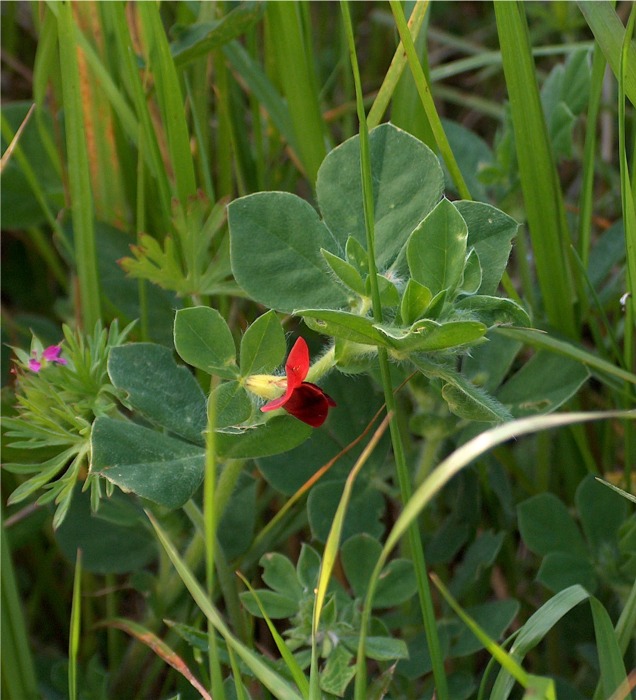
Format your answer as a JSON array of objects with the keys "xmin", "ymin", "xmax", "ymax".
[{"xmin": 341, "ymin": 4, "xmax": 448, "ymax": 699}]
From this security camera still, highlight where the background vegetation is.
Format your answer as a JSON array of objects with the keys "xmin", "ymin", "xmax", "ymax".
[{"xmin": 1, "ymin": 2, "xmax": 635, "ymax": 699}]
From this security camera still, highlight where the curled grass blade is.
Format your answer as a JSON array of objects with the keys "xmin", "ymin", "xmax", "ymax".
[{"xmin": 355, "ymin": 411, "xmax": 636, "ymax": 700}]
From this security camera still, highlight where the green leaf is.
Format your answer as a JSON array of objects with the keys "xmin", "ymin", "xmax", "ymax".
[
  {"xmin": 496, "ymin": 351, "xmax": 590, "ymax": 417},
  {"xmin": 413, "ymin": 354, "xmax": 513, "ymax": 423},
  {"xmin": 341, "ymin": 534, "xmax": 382, "ymax": 600},
  {"xmin": 260, "ymin": 552, "xmax": 303, "ymax": 601},
  {"xmin": 211, "ymin": 381, "xmax": 252, "ymax": 429},
  {"xmin": 239, "ymin": 589, "xmax": 299, "ymax": 620},
  {"xmin": 171, "ymin": 2, "xmax": 266, "ymax": 68},
  {"xmin": 320, "ymin": 645, "xmax": 356, "ymax": 697},
  {"xmin": 228, "ymin": 191, "xmax": 348, "ymax": 313},
  {"xmin": 91, "ymin": 416, "xmax": 204, "ymax": 509},
  {"xmin": 575, "ymin": 476, "xmax": 629, "ymax": 558},
  {"xmin": 517, "ymin": 493, "xmax": 588, "ymax": 558},
  {"xmin": 454, "ymin": 201, "xmax": 518, "ymax": 296},
  {"xmin": 345, "ymin": 236, "xmax": 370, "ymax": 276},
  {"xmin": 321, "ymin": 249, "xmax": 366, "ymax": 297},
  {"xmin": 347, "ymin": 636, "xmax": 409, "ymax": 662},
  {"xmin": 55, "ymin": 487, "xmax": 156, "ymax": 574},
  {"xmin": 239, "ymin": 310, "xmax": 286, "ymax": 376},
  {"xmin": 537, "ymin": 552, "xmax": 597, "ymax": 594},
  {"xmin": 590, "ymin": 596, "xmax": 629, "ymax": 700},
  {"xmin": 400, "ymin": 279, "xmax": 433, "ymax": 325},
  {"xmin": 300, "ymin": 309, "xmax": 388, "ymax": 346},
  {"xmin": 374, "ymin": 559, "xmax": 417, "ymax": 608},
  {"xmin": 459, "ymin": 248, "xmax": 482, "ymax": 295},
  {"xmin": 216, "ymin": 416, "xmax": 312, "ymax": 459},
  {"xmin": 455, "ymin": 295, "xmax": 531, "ymax": 328},
  {"xmin": 174, "ymin": 306, "xmax": 239, "ymax": 378},
  {"xmin": 407, "ymin": 198, "xmax": 468, "ymax": 296},
  {"xmin": 317, "ymin": 123, "xmax": 444, "ymax": 268},
  {"xmin": 450, "ymin": 599, "xmax": 520, "ymax": 658},
  {"xmin": 108, "ymin": 343, "xmax": 207, "ymax": 444},
  {"xmin": 308, "ymin": 481, "xmax": 385, "ymax": 543},
  {"xmin": 378, "ymin": 319, "xmax": 487, "ymax": 353}
]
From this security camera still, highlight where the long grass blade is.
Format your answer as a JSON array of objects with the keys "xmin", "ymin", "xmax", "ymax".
[
  {"xmin": 494, "ymin": 1, "xmax": 576, "ymax": 338},
  {"xmin": 53, "ymin": 0, "xmax": 101, "ymax": 329},
  {"xmin": 68, "ymin": 549, "xmax": 82, "ymax": 700},
  {"xmin": 147, "ymin": 512, "xmax": 304, "ymax": 700}
]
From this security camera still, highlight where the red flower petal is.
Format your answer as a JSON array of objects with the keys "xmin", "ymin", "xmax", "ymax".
[
  {"xmin": 285, "ymin": 337, "xmax": 310, "ymax": 389},
  {"xmin": 283, "ymin": 382, "xmax": 336, "ymax": 428}
]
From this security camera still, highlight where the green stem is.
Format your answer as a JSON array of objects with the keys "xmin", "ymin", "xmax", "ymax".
[{"xmin": 341, "ymin": 4, "xmax": 448, "ymax": 699}]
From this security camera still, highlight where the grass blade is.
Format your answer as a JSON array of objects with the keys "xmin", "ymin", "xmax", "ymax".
[
  {"xmin": 146, "ymin": 511, "xmax": 304, "ymax": 700},
  {"xmin": 68, "ymin": 549, "xmax": 82, "ymax": 700},
  {"xmin": 494, "ymin": 1, "xmax": 576, "ymax": 337},
  {"xmin": 53, "ymin": 0, "xmax": 101, "ymax": 329}
]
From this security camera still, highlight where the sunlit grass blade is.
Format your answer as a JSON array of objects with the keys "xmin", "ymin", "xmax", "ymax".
[
  {"xmin": 99, "ymin": 617, "xmax": 212, "ymax": 700},
  {"xmin": 53, "ymin": 0, "xmax": 101, "ymax": 329},
  {"xmin": 494, "ymin": 1, "xmax": 576, "ymax": 338},
  {"xmin": 237, "ymin": 572, "xmax": 310, "ymax": 699},
  {"xmin": 68, "ymin": 549, "xmax": 82, "ymax": 700},
  {"xmin": 146, "ymin": 511, "xmax": 304, "ymax": 700},
  {"xmin": 266, "ymin": 2, "xmax": 327, "ymax": 184}
]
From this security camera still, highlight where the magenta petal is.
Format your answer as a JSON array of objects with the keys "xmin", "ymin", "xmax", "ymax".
[
  {"xmin": 42, "ymin": 345, "xmax": 62, "ymax": 361},
  {"xmin": 28, "ymin": 359, "xmax": 42, "ymax": 372}
]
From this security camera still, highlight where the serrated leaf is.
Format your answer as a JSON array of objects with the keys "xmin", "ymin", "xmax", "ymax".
[{"xmin": 174, "ymin": 306, "xmax": 238, "ymax": 378}]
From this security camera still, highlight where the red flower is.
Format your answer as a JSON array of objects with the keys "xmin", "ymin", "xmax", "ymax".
[{"xmin": 261, "ymin": 338, "xmax": 336, "ymax": 428}]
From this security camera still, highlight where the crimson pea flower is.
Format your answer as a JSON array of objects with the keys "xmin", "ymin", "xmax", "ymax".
[
  {"xmin": 261, "ymin": 337, "xmax": 336, "ymax": 428},
  {"xmin": 28, "ymin": 345, "xmax": 68, "ymax": 372}
]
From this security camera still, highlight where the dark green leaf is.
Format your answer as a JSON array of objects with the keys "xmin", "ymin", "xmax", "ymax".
[
  {"xmin": 260, "ymin": 552, "xmax": 303, "ymax": 601},
  {"xmin": 341, "ymin": 534, "xmax": 382, "ymax": 600},
  {"xmin": 400, "ymin": 279, "xmax": 433, "ymax": 325},
  {"xmin": 239, "ymin": 589, "xmax": 299, "ymax": 620},
  {"xmin": 211, "ymin": 381, "xmax": 252, "ymax": 429},
  {"xmin": 216, "ymin": 416, "xmax": 312, "ymax": 459},
  {"xmin": 91, "ymin": 416, "xmax": 204, "ymax": 509},
  {"xmin": 108, "ymin": 343, "xmax": 207, "ymax": 444},
  {"xmin": 537, "ymin": 552, "xmax": 597, "ymax": 594}
]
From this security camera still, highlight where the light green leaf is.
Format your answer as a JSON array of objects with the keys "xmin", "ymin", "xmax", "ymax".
[
  {"xmin": 378, "ymin": 319, "xmax": 487, "ymax": 353},
  {"xmin": 174, "ymin": 306, "xmax": 238, "ymax": 378},
  {"xmin": 321, "ymin": 248, "xmax": 366, "ymax": 296},
  {"xmin": 400, "ymin": 279, "xmax": 433, "ymax": 325},
  {"xmin": 459, "ymin": 248, "xmax": 482, "ymax": 295},
  {"xmin": 407, "ymin": 198, "xmax": 468, "ymax": 296},
  {"xmin": 455, "ymin": 295, "xmax": 531, "ymax": 328},
  {"xmin": 216, "ymin": 416, "xmax": 312, "ymax": 459},
  {"xmin": 300, "ymin": 309, "xmax": 388, "ymax": 346},
  {"xmin": 211, "ymin": 381, "xmax": 252, "ymax": 429},
  {"xmin": 239, "ymin": 310, "xmax": 286, "ymax": 376}
]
